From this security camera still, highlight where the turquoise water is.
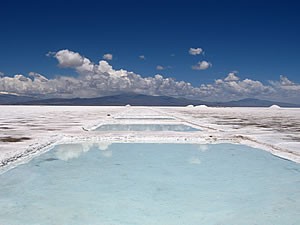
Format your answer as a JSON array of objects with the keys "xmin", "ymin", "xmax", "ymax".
[
  {"xmin": 0, "ymin": 143, "xmax": 300, "ymax": 225},
  {"xmin": 95, "ymin": 124, "xmax": 200, "ymax": 132}
]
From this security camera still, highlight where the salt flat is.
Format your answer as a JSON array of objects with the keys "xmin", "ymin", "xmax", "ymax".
[{"xmin": 0, "ymin": 105, "xmax": 300, "ymax": 169}]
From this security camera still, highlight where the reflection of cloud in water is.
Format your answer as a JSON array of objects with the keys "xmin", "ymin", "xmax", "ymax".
[
  {"xmin": 96, "ymin": 142, "xmax": 112, "ymax": 157},
  {"xmin": 55, "ymin": 142, "xmax": 112, "ymax": 161},
  {"xmin": 198, "ymin": 144, "xmax": 209, "ymax": 152},
  {"xmin": 188, "ymin": 156, "xmax": 201, "ymax": 165},
  {"xmin": 102, "ymin": 151, "xmax": 112, "ymax": 158},
  {"xmin": 82, "ymin": 143, "xmax": 94, "ymax": 152},
  {"xmin": 55, "ymin": 144, "xmax": 90, "ymax": 161},
  {"xmin": 96, "ymin": 142, "xmax": 111, "ymax": 151}
]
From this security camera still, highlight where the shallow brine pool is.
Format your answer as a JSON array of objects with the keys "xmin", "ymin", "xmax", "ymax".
[
  {"xmin": 0, "ymin": 143, "xmax": 300, "ymax": 225},
  {"xmin": 94, "ymin": 123, "xmax": 200, "ymax": 132}
]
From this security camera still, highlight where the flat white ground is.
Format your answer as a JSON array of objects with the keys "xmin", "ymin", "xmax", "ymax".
[{"xmin": 0, "ymin": 105, "xmax": 300, "ymax": 168}]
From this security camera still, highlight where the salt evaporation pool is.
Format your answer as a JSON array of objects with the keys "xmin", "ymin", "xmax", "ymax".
[
  {"xmin": 0, "ymin": 143, "xmax": 299, "ymax": 225},
  {"xmin": 94, "ymin": 123, "xmax": 200, "ymax": 132}
]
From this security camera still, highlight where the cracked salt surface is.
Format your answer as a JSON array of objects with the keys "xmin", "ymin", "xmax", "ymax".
[{"xmin": 0, "ymin": 105, "xmax": 300, "ymax": 170}]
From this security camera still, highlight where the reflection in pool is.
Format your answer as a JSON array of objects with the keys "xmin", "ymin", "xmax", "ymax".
[
  {"xmin": 0, "ymin": 143, "xmax": 300, "ymax": 225},
  {"xmin": 94, "ymin": 123, "xmax": 200, "ymax": 132}
]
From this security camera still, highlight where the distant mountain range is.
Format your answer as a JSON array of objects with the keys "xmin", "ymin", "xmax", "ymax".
[
  {"xmin": 0, "ymin": 92, "xmax": 299, "ymax": 107},
  {"xmin": 0, "ymin": 92, "xmax": 38, "ymax": 104}
]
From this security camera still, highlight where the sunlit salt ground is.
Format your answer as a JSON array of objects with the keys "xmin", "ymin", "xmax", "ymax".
[
  {"xmin": 114, "ymin": 117, "xmax": 175, "ymax": 120},
  {"xmin": 0, "ymin": 143, "xmax": 300, "ymax": 225},
  {"xmin": 1, "ymin": 106, "xmax": 300, "ymax": 163},
  {"xmin": 95, "ymin": 124, "xmax": 200, "ymax": 132}
]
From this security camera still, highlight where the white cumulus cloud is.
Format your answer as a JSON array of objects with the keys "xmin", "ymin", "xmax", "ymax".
[
  {"xmin": 55, "ymin": 49, "xmax": 84, "ymax": 68},
  {"xmin": 199, "ymin": 72, "xmax": 275, "ymax": 101},
  {"xmin": 29, "ymin": 72, "xmax": 49, "ymax": 82},
  {"xmin": 189, "ymin": 48, "xmax": 203, "ymax": 55},
  {"xmin": 224, "ymin": 72, "xmax": 240, "ymax": 81},
  {"xmin": 192, "ymin": 61, "xmax": 212, "ymax": 70},
  {"xmin": 156, "ymin": 65, "xmax": 164, "ymax": 70},
  {"xmin": 0, "ymin": 49, "xmax": 299, "ymax": 104},
  {"xmin": 103, "ymin": 53, "xmax": 113, "ymax": 60}
]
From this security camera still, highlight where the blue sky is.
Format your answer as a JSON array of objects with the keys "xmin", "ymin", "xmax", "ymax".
[{"xmin": 0, "ymin": 0, "xmax": 300, "ymax": 103}]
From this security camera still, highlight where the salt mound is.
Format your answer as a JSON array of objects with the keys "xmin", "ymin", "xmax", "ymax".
[
  {"xmin": 196, "ymin": 105, "xmax": 208, "ymax": 108},
  {"xmin": 125, "ymin": 104, "xmax": 131, "ymax": 107},
  {"xmin": 186, "ymin": 105, "xmax": 194, "ymax": 108},
  {"xmin": 269, "ymin": 104, "xmax": 281, "ymax": 109}
]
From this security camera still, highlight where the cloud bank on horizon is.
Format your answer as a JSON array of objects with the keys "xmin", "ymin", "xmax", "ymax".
[{"xmin": 0, "ymin": 49, "xmax": 299, "ymax": 103}]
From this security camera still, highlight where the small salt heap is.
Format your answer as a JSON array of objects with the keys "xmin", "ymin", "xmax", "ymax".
[
  {"xmin": 269, "ymin": 104, "xmax": 281, "ymax": 109},
  {"xmin": 195, "ymin": 105, "xmax": 208, "ymax": 108}
]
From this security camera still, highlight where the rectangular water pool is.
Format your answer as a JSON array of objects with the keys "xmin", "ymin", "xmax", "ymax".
[
  {"xmin": 94, "ymin": 123, "xmax": 200, "ymax": 132},
  {"xmin": 0, "ymin": 143, "xmax": 300, "ymax": 225}
]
